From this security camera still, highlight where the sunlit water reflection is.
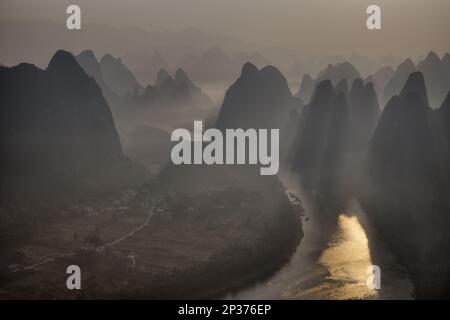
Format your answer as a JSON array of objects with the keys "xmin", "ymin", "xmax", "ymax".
[
  {"xmin": 300, "ymin": 214, "xmax": 377, "ymax": 299},
  {"xmin": 226, "ymin": 175, "xmax": 414, "ymax": 300}
]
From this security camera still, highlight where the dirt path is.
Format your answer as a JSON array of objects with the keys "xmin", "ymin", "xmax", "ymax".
[
  {"xmin": 100, "ymin": 198, "xmax": 155, "ymax": 249},
  {"xmin": 9, "ymin": 197, "xmax": 155, "ymax": 274}
]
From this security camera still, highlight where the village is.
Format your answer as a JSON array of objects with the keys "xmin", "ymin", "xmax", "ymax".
[{"xmin": 0, "ymin": 168, "xmax": 293, "ymax": 299}]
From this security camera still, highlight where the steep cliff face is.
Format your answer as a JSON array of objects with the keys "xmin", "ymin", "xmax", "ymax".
[
  {"xmin": 293, "ymin": 80, "xmax": 336, "ymax": 174},
  {"xmin": 368, "ymin": 72, "xmax": 445, "ymax": 216},
  {"xmin": 348, "ymin": 79, "xmax": 380, "ymax": 152},
  {"xmin": 0, "ymin": 50, "xmax": 143, "ymax": 200},
  {"xmin": 437, "ymin": 92, "xmax": 450, "ymax": 155},
  {"xmin": 366, "ymin": 72, "xmax": 450, "ymax": 298},
  {"xmin": 292, "ymin": 80, "xmax": 349, "ymax": 192}
]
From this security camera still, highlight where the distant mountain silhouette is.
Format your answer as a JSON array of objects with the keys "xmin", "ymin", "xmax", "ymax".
[
  {"xmin": 175, "ymin": 68, "xmax": 200, "ymax": 93},
  {"xmin": 138, "ymin": 51, "xmax": 169, "ymax": 85},
  {"xmin": 0, "ymin": 20, "xmax": 262, "ymax": 71},
  {"xmin": 76, "ymin": 50, "xmax": 109, "ymax": 90},
  {"xmin": 289, "ymin": 60, "xmax": 306, "ymax": 79},
  {"xmin": 180, "ymin": 46, "xmax": 234, "ymax": 84},
  {"xmin": 150, "ymin": 51, "xmax": 168, "ymax": 69},
  {"xmin": 295, "ymin": 62, "xmax": 360, "ymax": 104},
  {"xmin": 346, "ymin": 52, "xmax": 401, "ymax": 77},
  {"xmin": 155, "ymin": 68, "xmax": 170, "ymax": 87},
  {"xmin": 315, "ymin": 62, "xmax": 361, "ymax": 86},
  {"xmin": 383, "ymin": 58, "xmax": 416, "ymax": 106},
  {"xmin": 295, "ymin": 74, "xmax": 314, "ymax": 103},
  {"xmin": 76, "ymin": 50, "xmax": 214, "ymax": 113},
  {"xmin": 0, "ymin": 50, "xmax": 142, "ymax": 200},
  {"xmin": 179, "ymin": 47, "xmax": 271, "ymax": 86},
  {"xmin": 201, "ymin": 46, "xmax": 231, "ymax": 69},
  {"xmin": 417, "ymin": 51, "xmax": 450, "ymax": 107},
  {"xmin": 99, "ymin": 53, "xmax": 144, "ymax": 97},
  {"xmin": 365, "ymin": 66, "xmax": 394, "ymax": 102},
  {"xmin": 232, "ymin": 52, "xmax": 270, "ymax": 70},
  {"xmin": 138, "ymin": 84, "xmax": 161, "ymax": 104},
  {"xmin": 383, "ymin": 52, "xmax": 450, "ymax": 108},
  {"xmin": 135, "ymin": 68, "xmax": 213, "ymax": 107},
  {"xmin": 75, "ymin": 50, "xmax": 122, "ymax": 104},
  {"xmin": 158, "ymin": 73, "xmax": 190, "ymax": 103}
]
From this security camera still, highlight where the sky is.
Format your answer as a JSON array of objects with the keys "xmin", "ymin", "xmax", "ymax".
[{"xmin": 1, "ymin": 0, "xmax": 450, "ymax": 58}]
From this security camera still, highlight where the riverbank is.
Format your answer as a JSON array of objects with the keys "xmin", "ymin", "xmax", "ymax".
[
  {"xmin": 117, "ymin": 165, "xmax": 304, "ymax": 299},
  {"xmin": 0, "ymin": 165, "xmax": 304, "ymax": 299}
]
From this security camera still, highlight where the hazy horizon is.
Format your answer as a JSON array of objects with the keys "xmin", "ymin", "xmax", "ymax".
[{"xmin": 1, "ymin": 0, "xmax": 450, "ymax": 60}]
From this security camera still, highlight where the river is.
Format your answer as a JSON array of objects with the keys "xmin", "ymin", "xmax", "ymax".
[{"xmin": 225, "ymin": 173, "xmax": 414, "ymax": 300}]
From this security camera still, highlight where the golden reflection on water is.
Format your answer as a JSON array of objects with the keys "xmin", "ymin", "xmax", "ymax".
[
  {"xmin": 299, "ymin": 214, "xmax": 378, "ymax": 299},
  {"xmin": 229, "ymin": 176, "xmax": 413, "ymax": 300},
  {"xmin": 230, "ymin": 190, "xmax": 413, "ymax": 299}
]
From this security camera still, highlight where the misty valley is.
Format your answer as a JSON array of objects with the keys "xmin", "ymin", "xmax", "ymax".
[{"xmin": 1, "ymin": 12, "xmax": 450, "ymax": 300}]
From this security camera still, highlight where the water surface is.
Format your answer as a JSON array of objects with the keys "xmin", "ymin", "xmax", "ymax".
[{"xmin": 226, "ymin": 174, "xmax": 413, "ymax": 300}]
